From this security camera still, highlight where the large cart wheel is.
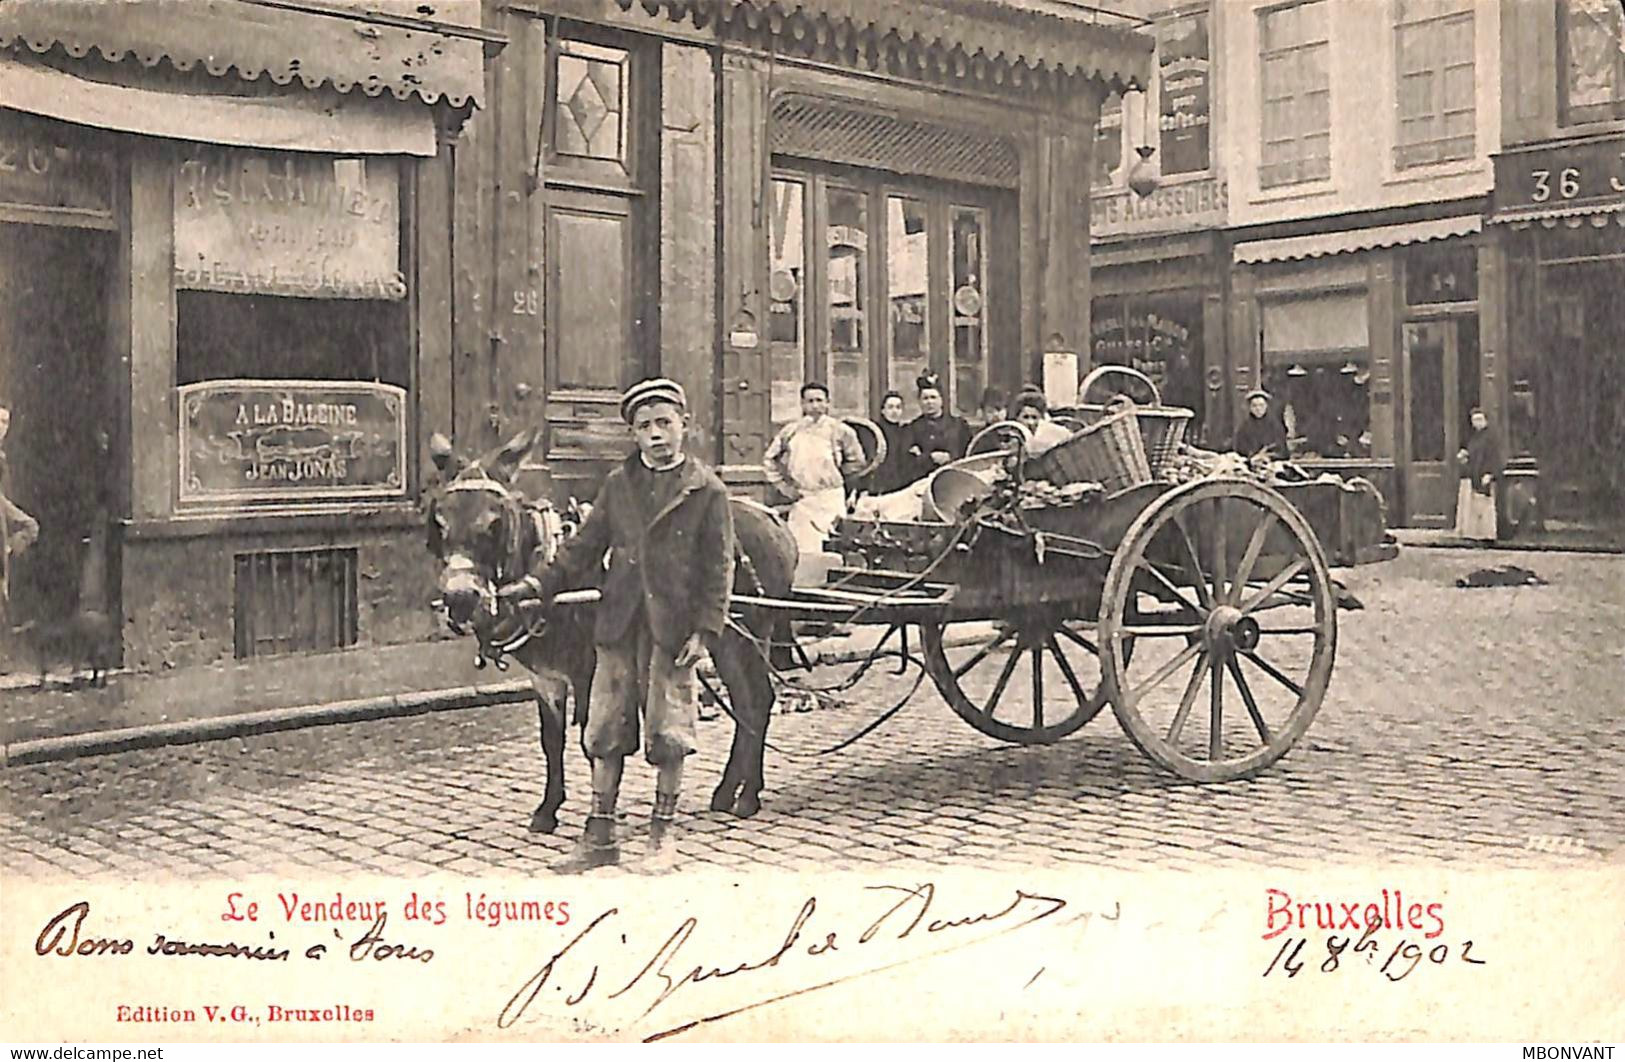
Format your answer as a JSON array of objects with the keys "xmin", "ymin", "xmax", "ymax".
[
  {"xmin": 1098, "ymin": 479, "xmax": 1336, "ymax": 782},
  {"xmin": 921, "ymin": 610, "xmax": 1112, "ymax": 745}
]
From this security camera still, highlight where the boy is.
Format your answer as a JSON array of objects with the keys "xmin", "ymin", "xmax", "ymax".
[
  {"xmin": 500, "ymin": 378, "xmax": 734, "ymax": 873},
  {"xmin": 762, "ymin": 380, "xmax": 865, "ymax": 568}
]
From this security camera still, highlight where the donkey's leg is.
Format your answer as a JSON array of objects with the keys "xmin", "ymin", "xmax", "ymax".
[
  {"xmin": 707, "ymin": 628, "xmax": 752, "ymax": 814},
  {"xmin": 711, "ymin": 626, "xmax": 774, "ymax": 819},
  {"xmin": 528, "ymin": 673, "xmax": 568, "ymax": 834}
]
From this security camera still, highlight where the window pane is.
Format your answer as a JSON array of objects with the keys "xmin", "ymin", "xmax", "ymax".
[
  {"xmin": 554, "ymin": 41, "xmax": 627, "ymax": 164},
  {"xmin": 1300, "ymin": 1, "xmax": 1328, "ymax": 43},
  {"xmin": 1093, "ymin": 95, "xmax": 1124, "ymax": 188},
  {"xmin": 1565, "ymin": 0, "xmax": 1625, "ymax": 110},
  {"xmin": 552, "ymin": 208, "xmax": 627, "ymax": 389},
  {"xmin": 825, "ymin": 185, "xmax": 869, "ymax": 417},
  {"xmin": 1407, "ymin": 324, "xmax": 1447, "ymax": 462},
  {"xmin": 886, "ymin": 196, "xmax": 930, "ymax": 417},
  {"xmin": 949, "ymin": 207, "xmax": 989, "ymax": 417},
  {"xmin": 769, "ymin": 178, "xmax": 806, "ymax": 429}
]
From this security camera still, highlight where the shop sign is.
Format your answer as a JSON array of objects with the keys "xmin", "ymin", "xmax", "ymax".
[
  {"xmin": 174, "ymin": 150, "xmax": 406, "ymax": 301},
  {"xmin": 1491, "ymin": 134, "xmax": 1625, "ymax": 216},
  {"xmin": 179, "ymin": 380, "xmax": 407, "ymax": 505},
  {"xmin": 0, "ymin": 111, "xmax": 114, "ymax": 218},
  {"xmin": 1156, "ymin": 6, "xmax": 1211, "ymax": 178},
  {"xmin": 1092, "ymin": 177, "xmax": 1228, "ymax": 236}
]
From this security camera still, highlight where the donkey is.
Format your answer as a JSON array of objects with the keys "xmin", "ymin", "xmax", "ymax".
[{"xmin": 424, "ymin": 429, "xmax": 795, "ymax": 834}]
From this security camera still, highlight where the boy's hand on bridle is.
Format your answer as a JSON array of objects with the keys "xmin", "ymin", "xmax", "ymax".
[
  {"xmin": 674, "ymin": 632, "xmax": 710, "ymax": 669},
  {"xmin": 497, "ymin": 575, "xmax": 546, "ymax": 607}
]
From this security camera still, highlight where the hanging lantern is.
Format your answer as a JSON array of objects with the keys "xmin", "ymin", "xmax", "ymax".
[{"xmin": 1128, "ymin": 145, "xmax": 1159, "ymax": 199}]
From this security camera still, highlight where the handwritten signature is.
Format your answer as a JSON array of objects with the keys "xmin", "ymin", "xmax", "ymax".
[
  {"xmin": 35, "ymin": 901, "xmax": 433, "ymax": 964},
  {"xmin": 498, "ymin": 882, "xmax": 1110, "ymax": 1040}
]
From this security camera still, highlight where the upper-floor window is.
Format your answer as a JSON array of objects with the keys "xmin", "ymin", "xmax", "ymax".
[
  {"xmin": 1259, "ymin": 0, "xmax": 1331, "ymax": 189},
  {"xmin": 1394, "ymin": 0, "xmax": 1476, "ymax": 168},
  {"xmin": 1562, "ymin": 0, "xmax": 1625, "ymax": 125}
]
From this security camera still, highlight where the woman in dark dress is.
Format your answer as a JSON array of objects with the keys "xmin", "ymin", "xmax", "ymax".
[
  {"xmin": 863, "ymin": 390, "xmax": 914, "ymax": 496},
  {"xmin": 904, "ymin": 372, "xmax": 971, "ymax": 482},
  {"xmin": 1232, "ymin": 388, "xmax": 1290, "ymax": 462}
]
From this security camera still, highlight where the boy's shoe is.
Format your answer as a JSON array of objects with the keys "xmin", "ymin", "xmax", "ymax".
[
  {"xmin": 631, "ymin": 818, "xmax": 680, "ymax": 875},
  {"xmin": 553, "ymin": 815, "xmax": 619, "ymax": 874}
]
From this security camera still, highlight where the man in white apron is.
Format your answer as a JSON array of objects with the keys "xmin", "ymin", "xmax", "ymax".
[{"xmin": 762, "ymin": 382, "xmax": 866, "ymax": 579}]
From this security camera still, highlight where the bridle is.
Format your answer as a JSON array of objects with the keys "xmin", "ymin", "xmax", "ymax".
[{"xmin": 434, "ymin": 467, "xmax": 567, "ymax": 670}]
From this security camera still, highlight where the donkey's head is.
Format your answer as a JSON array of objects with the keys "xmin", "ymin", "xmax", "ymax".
[{"xmin": 424, "ymin": 428, "xmax": 543, "ymax": 631}]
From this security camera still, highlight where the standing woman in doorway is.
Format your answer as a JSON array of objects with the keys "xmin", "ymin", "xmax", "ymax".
[
  {"xmin": 1455, "ymin": 408, "xmax": 1504, "ymax": 543},
  {"xmin": 905, "ymin": 372, "xmax": 971, "ymax": 482}
]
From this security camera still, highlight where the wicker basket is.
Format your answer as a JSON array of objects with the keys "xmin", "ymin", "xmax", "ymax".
[
  {"xmin": 1071, "ymin": 365, "xmax": 1194, "ymax": 479},
  {"xmin": 1029, "ymin": 407, "xmax": 1152, "ymax": 493}
]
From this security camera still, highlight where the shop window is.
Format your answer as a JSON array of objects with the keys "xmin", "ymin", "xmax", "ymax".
[
  {"xmin": 1258, "ymin": 0, "xmax": 1331, "ymax": 189},
  {"xmin": 825, "ymin": 185, "xmax": 870, "ymax": 417},
  {"xmin": 177, "ymin": 294, "xmax": 408, "ymax": 388},
  {"xmin": 949, "ymin": 206, "xmax": 989, "ymax": 417},
  {"xmin": 1090, "ymin": 294, "xmax": 1207, "ymax": 436},
  {"xmin": 1262, "ymin": 360, "xmax": 1373, "ymax": 459},
  {"xmin": 1394, "ymin": 0, "xmax": 1475, "ymax": 169},
  {"xmin": 1261, "ymin": 293, "xmax": 1371, "ymax": 459},
  {"xmin": 1561, "ymin": 0, "xmax": 1625, "ymax": 125},
  {"xmin": 886, "ymin": 195, "xmax": 930, "ymax": 418},
  {"xmin": 769, "ymin": 178, "xmax": 808, "ymax": 429}
]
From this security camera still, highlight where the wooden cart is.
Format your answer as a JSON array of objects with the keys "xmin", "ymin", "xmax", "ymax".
[{"xmin": 728, "ymin": 470, "xmax": 1396, "ymax": 784}]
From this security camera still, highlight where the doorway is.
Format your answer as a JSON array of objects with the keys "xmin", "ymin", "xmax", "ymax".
[
  {"xmin": 0, "ymin": 223, "xmax": 116, "ymax": 672},
  {"xmin": 763, "ymin": 163, "xmax": 1018, "ymax": 432},
  {"xmin": 1401, "ymin": 316, "xmax": 1479, "ymax": 527}
]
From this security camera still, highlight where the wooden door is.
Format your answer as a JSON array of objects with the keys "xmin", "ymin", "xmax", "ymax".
[{"xmin": 1402, "ymin": 319, "xmax": 1460, "ymax": 526}]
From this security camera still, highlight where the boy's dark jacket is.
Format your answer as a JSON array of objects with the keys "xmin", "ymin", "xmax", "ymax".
[{"xmin": 538, "ymin": 452, "xmax": 735, "ymax": 650}]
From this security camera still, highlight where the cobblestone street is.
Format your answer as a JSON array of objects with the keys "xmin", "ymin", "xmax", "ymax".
[{"xmin": 3, "ymin": 548, "xmax": 1622, "ymax": 877}]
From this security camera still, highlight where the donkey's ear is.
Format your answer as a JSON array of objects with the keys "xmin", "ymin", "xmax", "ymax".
[{"xmin": 486, "ymin": 427, "xmax": 541, "ymax": 484}]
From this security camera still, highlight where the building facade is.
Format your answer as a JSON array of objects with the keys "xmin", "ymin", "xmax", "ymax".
[
  {"xmin": 1089, "ymin": 0, "xmax": 1229, "ymax": 445},
  {"xmin": 1217, "ymin": 0, "xmax": 1505, "ymax": 528},
  {"xmin": 0, "ymin": 0, "xmax": 488, "ymax": 673},
  {"xmin": 1489, "ymin": 0, "xmax": 1625, "ymax": 532},
  {"xmin": 452, "ymin": 0, "xmax": 1153, "ymax": 504}
]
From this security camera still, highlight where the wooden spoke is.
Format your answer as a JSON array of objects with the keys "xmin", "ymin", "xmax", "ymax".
[
  {"xmin": 1208, "ymin": 653, "xmax": 1224, "ymax": 760},
  {"xmin": 952, "ymin": 627, "xmax": 1017, "ymax": 679},
  {"xmin": 1227, "ymin": 656, "xmax": 1273, "ymax": 744},
  {"xmin": 1047, "ymin": 636, "xmax": 1090, "ymax": 705},
  {"xmin": 1240, "ymin": 649, "xmax": 1305, "ymax": 698},
  {"xmin": 1126, "ymin": 640, "xmax": 1204, "ymax": 705},
  {"xmin": 1171, "ymin": 512, "xmax": 1213, "ymax": 609},
  {"xmin": 1166, "ymin": 653, "xmax": 1208, "ymax": 744},
  {"xmin": 1230, "ymin": 508, "xmax": 1279, "ymax": 604},
  {"xmin": 1238, "ymin": 558, "xmax": 1310, "ymax": 616},
  {"xmin": 986, "ymin": 644, "xmax": 1024, "ymax": 714},
  {"xmin": 1120, "ymin": 623, "xmax": 1204, "ymax": 637},
  {"xmin": 1056, "ymin": 624, "xmax": 1100, "ymax": 654},
  {"xmin": 1255, "ymin": 625, "xmax": 1321, "ymax": 636},
  {"xmin": 1135, "ymin": 558, "xmax": 1206, "ymax": 619},
  {"xmin": 1031, "ymin": 645, "xmax": 1045, "ymax": 729},
  {"xmin": 1210, "ymin": 497, "xmax": 1229, "ymax": 605}
]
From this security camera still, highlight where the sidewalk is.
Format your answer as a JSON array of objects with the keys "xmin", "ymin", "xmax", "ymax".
[
  {"xmin": 1392, "ymin": 522, "xmax": 1625, "ymax": 555},
  {"xmin": 0, "ymin": 623, "xmax": 948, "ymax": 767}
]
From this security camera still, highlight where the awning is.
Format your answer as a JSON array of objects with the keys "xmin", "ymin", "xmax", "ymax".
[
  {"xmin": 1487, "ymin": 201, "xmax": 1625, "ymax": 229},
  {"xmin": 701, "ymin": 0, "xmax": 1154, "ymax": 91},
  {"xmin": 0, "ymin": 0, "xmax": 486, "ymax": 110},
  {"xmin": 1233, "ymin": 216, "xmax": 1483, "ymax": 266},
  {"xmin": 0, "ymin": 54, "xmax": 437, "ymax": 156}
]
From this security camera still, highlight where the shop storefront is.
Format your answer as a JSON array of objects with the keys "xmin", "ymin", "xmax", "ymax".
[
  {"xmin": 1090, "ymin": 229, "xmax": 1227, "ymax": 446},
  {"xmin": 1228, "ymin": 215, "xmax": 1487, "ymax": 526},
  {"xmin": 1489, "ymin": 132, "xmax": 1625, "ymax": 530},
  {"xmin": 0, "ymin": 3, "xmax": 487, "ymax": 672},
  {"xmin": 462, "ymin": 0, "xmax": 1153, "ymax": 500}
]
